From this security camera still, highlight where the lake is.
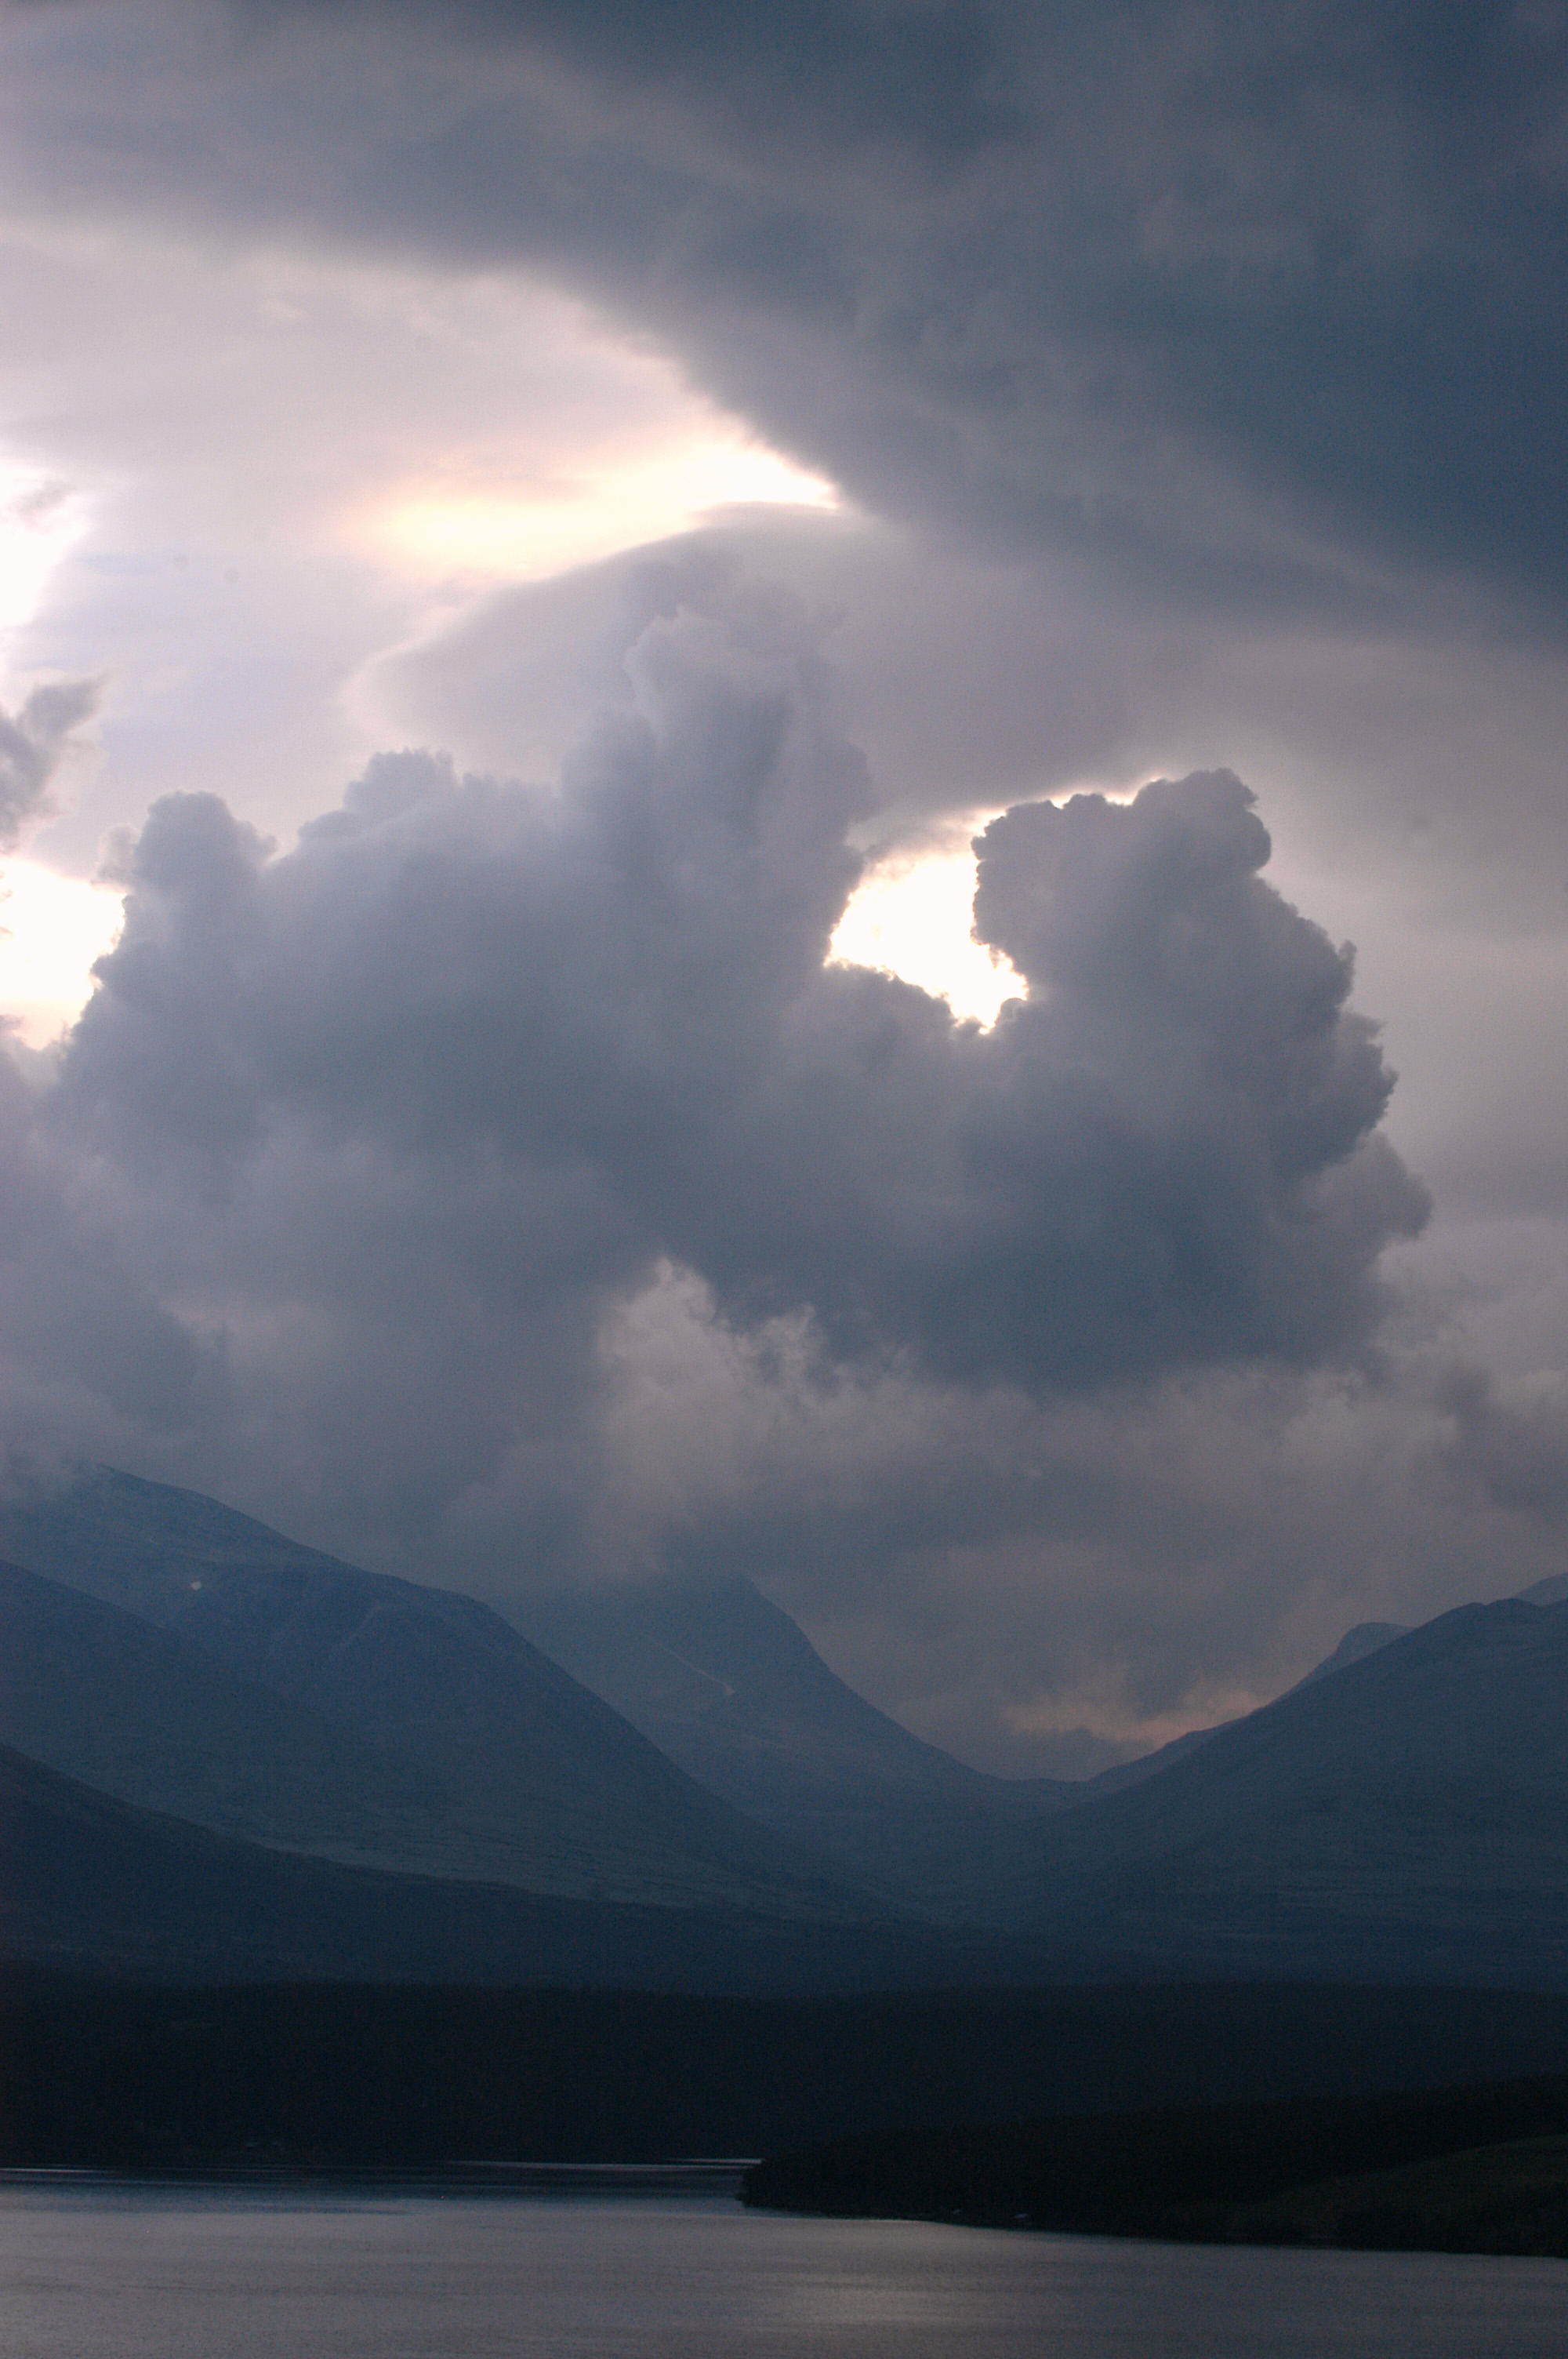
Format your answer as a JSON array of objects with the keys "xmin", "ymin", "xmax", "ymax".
[{"xmin": 4, "ymin": 2177, "xmax": 1568, "ymax": 2356}]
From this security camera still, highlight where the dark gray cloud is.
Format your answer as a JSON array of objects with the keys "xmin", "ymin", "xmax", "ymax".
[
  {"xmin": 6, "ymin": 3, "xmax": 1566, "ymax": 618},
  {"xmin": 0, "ymin": 571, "xmax": 1439, "ymax": 1758},
  {"xmin": 185, "ymin": 0, "xmax": 1567, "ymax": 619},
  {"xmin": 568, "ymin": 1263, "xmax": 1568, "ymax": 1775},
  {"xmin": 52, "ymin": 593, "xmax": 1421, "ymax": 1426},
  {"xmin": 1, "ymin": 0, "xmax": 1562, "ymax": 1768},
  {"xmin": 1437, "ymin": 1359, "xmax": 1568, "ymax": 1525},
  {"xmin": 0, "ymin": 1049, "xmax": 223, "ymax": 1447},
  {"xmin": 0, "ymin": 678, "xmax": 97, "ymax": 849},
  {"xmin": 354, "ymin": 0, "xmax": 1022, "ymax": 158}
]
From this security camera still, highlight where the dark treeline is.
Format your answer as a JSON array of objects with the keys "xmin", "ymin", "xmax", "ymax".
[
  {"xmin": 12, "ymin": 1976, "xmax": 1568, "ymax": 2171},
  {"xmin": 742, "ymin": 2079, "xmax": 1568, "ymax": 2257}
]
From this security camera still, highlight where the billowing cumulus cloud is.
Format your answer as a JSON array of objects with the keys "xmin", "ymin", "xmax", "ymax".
[
  {"xmin": 0, "ymin": 1049, "xmax": 223, "ymax": 1457},
  {"xmin": 50, "ymin": 590, "xmax": 1421, "ymax": 1422},
  {"xmin": 0, "ymin": 576, "xmax": 1431, "ymax": 1735}
]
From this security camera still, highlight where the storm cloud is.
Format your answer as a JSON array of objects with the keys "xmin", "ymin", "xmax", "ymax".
[
  {"xmin": 10, "ymin": 0, "xmax": 1565, "ymax": 620},
  {"xmin": 0, "ymin": 0, "xmax": 1563, "ymax": 1767},
  {"xmin": 48, "ymin": 591, "xmax": 1422, "ymax": 1430},
  {"xmin": 0, "ymin": 570, "xmax": 1440, "ymax": 1757}
]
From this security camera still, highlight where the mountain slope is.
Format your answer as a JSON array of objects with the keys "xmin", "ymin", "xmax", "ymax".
[
  {"xmin": 1073, "ymin": 1619, "xmax": 1416, "ymax": 1805},
  {"xmin": 985, "ymin": 1597, "xmax": 1568, "ymax": 1984},
  {"xmin": 0, "ymin": 1556, "xmax": 459, "ymax": 1869},
  {"xmin": 1291, "ymin": 1619, "xmax": 1411, "ymax": 1688},
  {"xmin": 0, "ymin": 1740, "xmax": 1031, "ymax": 1991},
  {"xmin": 13, "ymin": 1465, "xmax": 1566, "ymax": 1986},
  {"xmin": 514, "ymin": 1573, "xmax": 1072, "ymax": 1902},
  {"xmin": 0, "ymin": 1469, "xmax": 868, "ymax": 1918}
]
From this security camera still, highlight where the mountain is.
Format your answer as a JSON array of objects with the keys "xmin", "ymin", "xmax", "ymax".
[
  {"xmin": 1073, "ymin": 1619, "xmax": 1414, "ymax": 1804},
  {"xmin": 514, "ymin": 1573, "xmax": 1072, "ymax": 1904},
  {"xmin": 9, "ymin": 1463, "xmax": 1568, "ymax": 1993},
  {"xmin": 0, "ymin": 1469, "xmax": 868, "ymax": 1919},
  {"xmin": 511, "ymin": 1571, "xmax": 1568, "ymax": 1936},
  {"xmin": 0, "ymin": 1556, "xmax": 457, "ymax": 1868},
  {"xmin": 980, "ymin": 1596, "xmax": 1568, "ymax": 1985},
  {"xmin": 1060, "ymin": 1596, "xmax": 1544, "ymax": 1801},
  {"xmin": 1100, "ymin": 1583, "xmax": 1565, "ymax": 1792},
  {"xmin": 0, "ymin": 1740, "xmax": 1032, "ymax": 1992},
  {"xmin": 1073, "ymin": 1725, "xmax": 1225, "ymax": 1797},
  {"xmin": 1291, "ymin": 1619, "xmax": 1411, "ymax": 1688},
  {"xmin": 1287, "ymin": 1565, "xmax": 1568, "ymax": 1689}
]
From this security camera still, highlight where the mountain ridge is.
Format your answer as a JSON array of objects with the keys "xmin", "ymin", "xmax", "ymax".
[
  {"xmin": 514, "ymin": 1572, "xmax": 1074, "ymax": 1906},
  {"xmin": 0, "ymin": 1469, "xmax": 878, "ymax": 1920},
  {"xmin": 980, "ymin": 1595, "xmax": 1568, "ymax": 1983},
  {"xmin": 9, "ymin": 1463, "xmax": 1568, "ymax": 1991},
  {"xmin": 0, "ymin": 1739, "xmax": 1046, "ymax": 1992}
]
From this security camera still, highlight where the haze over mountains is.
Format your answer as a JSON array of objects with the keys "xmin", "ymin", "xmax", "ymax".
[
  {"xmin": 1004, "ymin": 1598, "xmax": 1568, "ymax": 1986},
  {"xmin": 517, "ymin": 1576, "xmax": 1073, "ymax": 1907},
  {"xmin": 2, "ymin": 1463, "xmax": 1566, "ymax": 1993},
  {"xmin": 521, "ymin": 1562, "xmax": 1568, "ymax": 1981}
]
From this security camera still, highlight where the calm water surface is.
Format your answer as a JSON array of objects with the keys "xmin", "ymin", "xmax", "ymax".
[{"xmin": 4, "ymin": 2181, "xmax": 1568, "ymax": 2357}]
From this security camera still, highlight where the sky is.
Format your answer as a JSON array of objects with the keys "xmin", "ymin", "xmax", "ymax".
[{"xmin": 1, "ymin": 0, "xmax": 1566, "ymax": 1773}]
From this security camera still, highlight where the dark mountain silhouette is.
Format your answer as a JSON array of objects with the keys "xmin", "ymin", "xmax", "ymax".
[
  {"xmin": 1069, "ymin": 1617, "xmax": 1417, "ymax": 1802},
  {"xmin": 0, "ymin": 1555, "xmax": 456, "ymax": 1866},
  {"xmin": 983, "ymin": 1597, "xmax": 1568, "ymax": 1984},
  {"xmin": 0, "ymin": 1740, "xmax": 1033, "ymax": 1990},
  {"xmin": 1293, "ymin": 1619, "xmax": 1411, "ymax": 1688},
  {"xmin": 0, "ymin": 1470, "xmax": 869, "ymax": 1918},
  {"xmin": 7, "ymin": 1465, "xmax": 1568, "ymax": 1992},
  {"xmin": 515, "ymin": 1572, "xmax": 1072, "ymax": 1903}
]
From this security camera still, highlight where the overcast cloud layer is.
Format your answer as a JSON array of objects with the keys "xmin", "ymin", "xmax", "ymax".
[
  {"xmin": 0, "ymin": 0, "xmax": 1566, "ymax": 1767},
  {"xmin": 9, "ymin": 0, "xmax": 1568, "ymax": 614}
]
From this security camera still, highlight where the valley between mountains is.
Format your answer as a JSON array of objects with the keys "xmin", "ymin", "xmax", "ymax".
[{"xmin": 2, "ymin": 1464, "xmax": 1566, "ymax": 1992}]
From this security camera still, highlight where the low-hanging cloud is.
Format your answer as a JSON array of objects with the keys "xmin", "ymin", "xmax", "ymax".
[
  {"xmin": 0, "ymin": 561, "xmax": 1522, "ymax": 1768},
  {"xmin": 5, "ymin": 576, "xmax": 1425, "ymax": 1593}
]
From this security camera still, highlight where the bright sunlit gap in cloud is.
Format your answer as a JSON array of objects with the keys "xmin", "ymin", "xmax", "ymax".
[
  {"xmin": 1, "ymin": 460, "xmax": 88, "ymax": 632},
  {"xmin": 0, "ymin": 860, "xmax": 122, "ymax": 1046},
  {"xmin": 1, "ymin": 454, "xmax": 110, "ymax": 1046},
  {"xmin": 371, "ymin": 430, "xmax": 839, "ymax": 583},
  {"xmin": 829, "ymin": 846, "xmax": 1022, "ymax": 1027}
]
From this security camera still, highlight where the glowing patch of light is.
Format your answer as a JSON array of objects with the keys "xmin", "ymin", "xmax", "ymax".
[
  {"xmin": 830, "ymin": 849, "xmax": 1022, "ymax": 1028},
  {"xmin": 0, "ymin": 860, "xmax": 122, "ymax": 1046},
  {"xmin": 372, "ymin": 431, "xmax": 839, "ymax": 583},
  {"xmin": 0, "ymin": 463, "xmax": 88, "ymax": 634},
  {"xmin": 1004, "ymin": 1671, "xmax": 1269, "ymax": 1757}
]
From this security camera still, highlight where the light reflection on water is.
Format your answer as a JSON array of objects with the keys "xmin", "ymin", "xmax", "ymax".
[{"xmin": 2, "ymin": 2184, "xmax": 1566, "ymax": 2357}]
